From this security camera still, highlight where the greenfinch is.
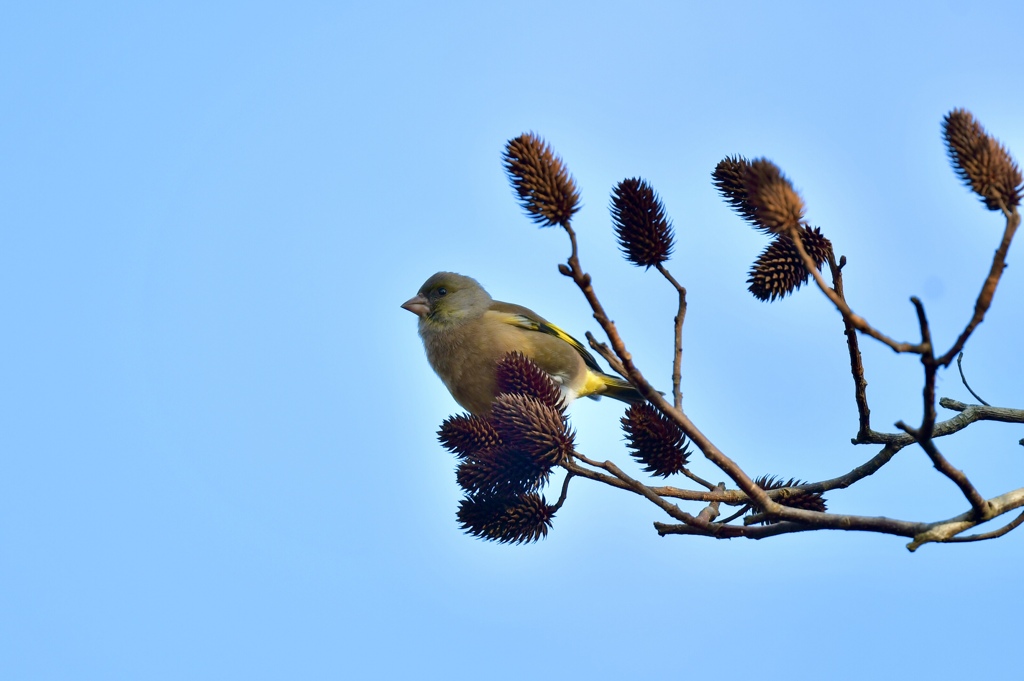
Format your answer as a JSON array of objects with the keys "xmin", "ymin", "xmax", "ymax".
[{"xmin": 402, "ymin": 272, "xmax": 644, "ymax": 415}]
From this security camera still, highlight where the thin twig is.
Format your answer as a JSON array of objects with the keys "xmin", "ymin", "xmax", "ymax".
[
  {"xmin": 787, "ymin": 225, "xmax": 924, "ymax": 354},
  {"xmin": 956, "ymin": 352, "xmax": 990, "ymax": 406},
  {"xmin": 937, "ymin": 398, "xmax": 1024, "ymax": 424},
  {"xmin": 681, "ymin": 467, "xmax": 717, "ymax": 491},
  {"xmin": 797, "ymin": 442, "xmax": 908, "ymax": 494},
  {"xmin": 937, "ymin": 205, "xmax": 1021, "ymax": 367},
  {"xmin": 656, "ymin": 485, "xmax": 1024, "ymax": 547},
  {"xmin": 585, "ymin": 331, "xmax": 629, "ymax": 379},
  {"xmin": 599, "ymin": 458, "xmax": 714, "ymax": 530},
  {"xmin": 898, "ymin": 298, "xmax": 989, "ymax": 519},
  {"xmin": 826, "ymin": 249, "xmax": 872, "ymax": 439},
  {"xmin": 716, "ymin": 505, "xmax": 751, "ymax": 525},
  {"xmin": 656, "ymin": 262, "xmax": 687, "ymax": 409},
  {"xmin": 896, "ymin": 421, "xmax": 990, "ymax": 518},
  {"xmin": 566, "ymin": 454, "xmax": 740, "ymax": 504},
  {"xmin": 559, "ymin": 222, "xmax": 779, "ymax": 514},
  {"xmin": 696, "ymin": 483, "xmax": 726, "ymax": 523},
  {"xmin": 945, "ymin": 509, "xmax": 1024, "ymax": 543},
  {"xmin": 909, "ymin": 296, "xmax": 937, "ymax": 436},
  {"xmin": 550, "ymin": 472, "xmax": 574, "ymax": 513}
]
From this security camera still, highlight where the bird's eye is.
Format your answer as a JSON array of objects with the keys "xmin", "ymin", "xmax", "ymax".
[{"xmin": 437, "ymin": 287, "xmax": 447, "ymax": 296}]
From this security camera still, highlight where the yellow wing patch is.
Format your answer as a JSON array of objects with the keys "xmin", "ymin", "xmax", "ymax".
[{"xmin": 501, "ymin": 314, "xmax": 603, "ymax": 373}]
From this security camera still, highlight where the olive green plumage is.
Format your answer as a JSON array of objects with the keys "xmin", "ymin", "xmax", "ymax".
[{"xmin": 402, "ymin": 272, "xmax": 643, "ymax": 415}]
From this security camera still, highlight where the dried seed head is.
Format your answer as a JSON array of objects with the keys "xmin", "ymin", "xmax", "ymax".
[
  {"xmin": 747, "ymin": 475, "xmax": 827, "ymax": 524},
  {"xmin": 457, "ymin": 492, "xmax": 555, "ymax": 544},
  {"xmin": 611, "ymin": 177, "xmax": 675, "ymax": 268},
  {"xmin": 495, "ymin": 352, "xmax": 563, "ymax": 410},
  {"xmin": 438, "ymin": 414, "xmax": 502, "ymax": 458},
  {"xmin": 503, "ymin": 133, "xmax": 581, "ymax": 228},
  {"xmin": 943, "ymin": 109, "xmax": 1022, "ymax": 211},
  {"xmin": 747, "ymin": 226, "xmax": 832, "ymax": 302},
  {"xmin": 744, "ymin": 158, "xmax": 806, "ymax": 234},
  {"xmin": 455, "ymin": 445, "xmax": 553, "ymax": 497},
  {"xmin": 491, "ymin": 393, "xmax": 574, "ymax": 468},
  {"xmin": 713, "ymin": 155, "xmax": 758, "ymax": 225},
  {"xmin": 621, "ymin": 402, "xmax": 691, "ymax": 477}
]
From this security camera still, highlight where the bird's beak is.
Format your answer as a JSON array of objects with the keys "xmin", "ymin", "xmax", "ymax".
[{"xmin": 401, "ymin": 293, "xmax": 430, "ymax": 318}]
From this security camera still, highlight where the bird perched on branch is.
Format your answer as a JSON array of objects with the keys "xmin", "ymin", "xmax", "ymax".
[{"xmin": 402, "ymin": 272, "xmax": 644, "ymax": 415}]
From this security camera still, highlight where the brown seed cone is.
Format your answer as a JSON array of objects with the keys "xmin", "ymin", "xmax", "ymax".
[
  {"xmin": 713, "ymin": 155, "xmax": 759, "ymax": 225},
  {"xmin": 747, "ymin": 475, "xmax": 827, "ymax": 525},
  {"xmin": 457, "ymin": 492, "xmax": 555, "ymax": 544},
  {"xmin": 495, "ymin": 351, "xmax": 564, "ymax": 410},
  {"xmin": 491, "ymin": 393, "xmax": 574, "ymax": 468},
  {"xmin": 455, "ymin": 445, "xmax": 553, "ymax": 497},
  {"xmin": 611, "ymin": 177, "xmax": 675, "ymax": 268},
  {"xmin": 438, "ymin": 414, "xmax": 502, "ymax": 459},
  {"xmin": 744, "ymin": 158, "xmax": 806, "ymax": 235},
  {"xmin": 747, "ymin": 226, "xmax": 832, "ymax": 302},
  {"xmin": 943, "ymin": 109, "xmax": 1022, "ymax": 210},
  {"xmin": 621, "ymin": 402, "xmax": 691, "ymax": 477},
  {"xmin": 503, "ymin": 133, "xmax": 581, "ymax": 228}
]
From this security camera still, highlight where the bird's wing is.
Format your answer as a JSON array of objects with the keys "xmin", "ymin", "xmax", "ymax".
[{"xmin": 490, "ymin": 301, "xmax": 604, "ymax": 373}]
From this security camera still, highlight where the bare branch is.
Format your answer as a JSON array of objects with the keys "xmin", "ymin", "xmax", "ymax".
[
  {"xmin": 559, "ymin": 222, "xmax": 779, "ymax": 514},
  {"xmin": 827, "ymin": 249, "xmax": 873, "ymax": 440},
  {"xmin": 481, "ymin": 122, "xmax": 1024, "ymax": 552},
  {"xmin": 896, "ymin": 420, "xmax": 990, "ymax": 518},
  {"xmin": 585, "ymin": 331, "xmax": 629, "ymax": 379},
  {"xmin": 716, "ymin": 505, "xmax": 751, "ymax": 525},
  {"xmin": 655, "ymin": 262, "xmax": 687, "ymax": 409},
  {"xmin": 696, "ymin": 483, "xmax": 726, "ymax": 523},
  {"xmin": 946, "ymin": 510, "xmax": 1024, "ymax": 543},
  {"xmin": 937, "ymin": 398, "xmax": 1024, "ymax": 425},
  {"xmin": 788, "ymin": 225, "xmax": 925, "ymax": 354},
  {"xmin": 550, "ymin": 472, "xmax": 574, "ymax": 513},
  {"xmin": 956, "ymin": 352, "xmax": 991, "ymax": 406},
  {"xmin": 937, "ymin": 205, "xmax": 1021, "ymax": 366}
]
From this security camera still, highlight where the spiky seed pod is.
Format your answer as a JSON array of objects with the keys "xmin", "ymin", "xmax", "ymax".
[
  {"xmin": 943, "ymin": 109, "xmax": 1022, "ymax": 210},
  {"xmin": 455, "ymin": 445, "xmax": 552, "ymax": 497},
  {"xmin": 610, "ymin": 178, "xmax": 675, "ymax": 268},
  {"xmin": 744, "ymin": 158, "xmax": 806, "ymax": 235},
  {"xmin": 491, "ymin": 393, "xmax": 574, "ymax": 468},
  {"xmin": 457, "ymin": 492, "xmax": 555, "ymax": 544},
  {"xmin": 438, "ymin": 414, "xmax": 502, "ymax": 458},
  {"xmin": 747, "ymin": 226, "xmax": 832, "ymax": 302},
  {"xmin": 747, "ymin": 475, "xmax": 828, "ymax": 525},
  {"xmin": 503, "ymin": 133, "xmax": 581, "ymax": 228},
  {"xmin": 621, "ymin": 402, "xmax": 691, "ymax": 477},
  {"xmin": 495, "ymin": 352, "xmax": 564, "ymax": 410},
  {"xmin": 713, "ymin": 155, "xmax": 759, "ymax": 225}
]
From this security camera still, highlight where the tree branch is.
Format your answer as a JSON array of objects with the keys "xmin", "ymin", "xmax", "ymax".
[
  {"xmin": 826, "ymin": 250, "xmax": 873, "ymax": 440},
  {"xmin": 558, "ymin": 223, "xmax": 779, "ymax": 514},
  {"xmin": 956, "ymin": 352, "xmax": 991, "ymax": 406},
  {"xmin": 896, "ymin": 420, "xmax": 991, "ymax": 518},
  {"xmin": 937, "ymin": 205, "xmax": 1021, "ymax": 367},
  {"xmin": 788, "ymin": 225, "xmax": 925, "ymax": 355},
  {"xmin": 656, "ymin": 262, "xmax": 687, "ymax": 410}
]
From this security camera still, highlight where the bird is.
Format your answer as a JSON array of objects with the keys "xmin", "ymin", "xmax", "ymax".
[{"xmin": 401, "ymin": 271, "xmax": 644, "ymax": 415}]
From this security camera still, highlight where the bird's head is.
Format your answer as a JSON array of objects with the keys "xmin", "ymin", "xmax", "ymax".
[{"xmin": 401, "ymin": 272, "xmax": 491, "ymax": 328}]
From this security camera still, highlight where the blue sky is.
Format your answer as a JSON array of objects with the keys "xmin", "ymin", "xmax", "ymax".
[{"xmin": 2, "ymin": 2, "xmax": 1023, "ymax": 679}]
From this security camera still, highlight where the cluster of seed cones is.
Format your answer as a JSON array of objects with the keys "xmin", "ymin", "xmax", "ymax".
[
  {"xmin": 437, "ymin": 353, "xmax": 574, "ymax": 544},
  {"xmin": 439, "ymin": 350, "xmax": 703, "ymax": 542},
  {"xmin": 713, "ymin": 156, "xmax": 832, "ymax": 301},
  {"xmin": 710, "ymin": 110, "xmax": 1021, "ymax": 302},
  {"xmin": 504, "ymin": 134, "xmax": 680, "ymax": 273}
]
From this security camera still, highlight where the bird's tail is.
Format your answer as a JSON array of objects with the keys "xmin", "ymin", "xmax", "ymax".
[{"xmin": 592, "ymin": 373, "xmax": 646, "ymax": 405}]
